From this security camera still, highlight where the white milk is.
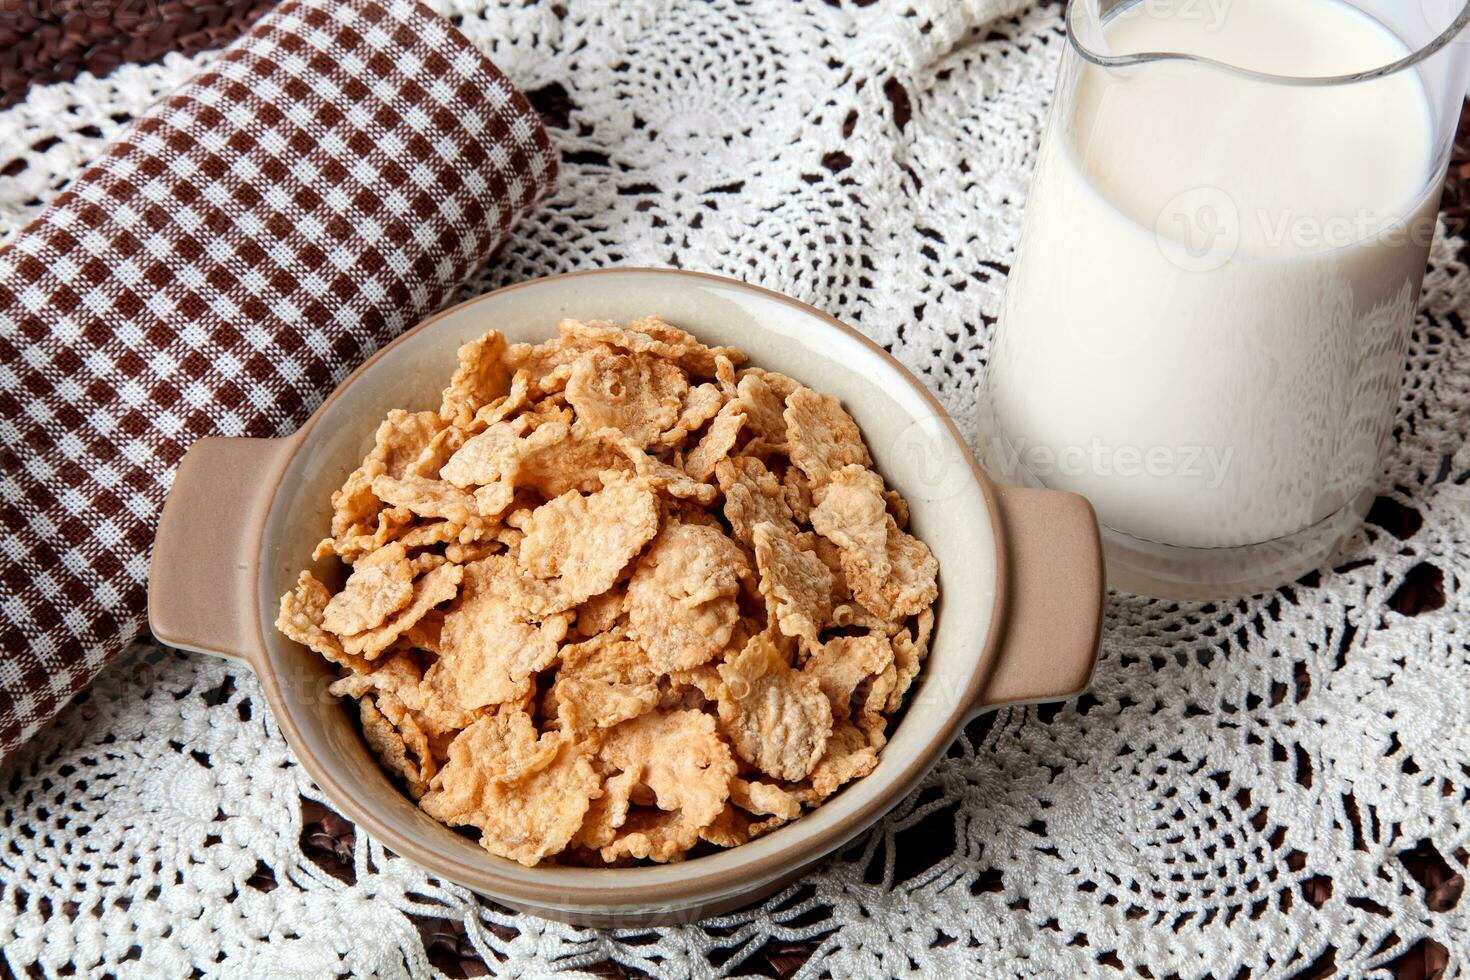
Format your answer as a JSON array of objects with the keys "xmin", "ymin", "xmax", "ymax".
[{"xmin": 989, "ymin": 0, "xmax": 1440, "ymax": 550}]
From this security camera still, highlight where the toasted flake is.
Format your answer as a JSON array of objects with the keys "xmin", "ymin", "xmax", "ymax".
[
  {"xmin": 861, "ymin": 665, "xmax": 899, "ymax": 738},
  {"xmin": 576, "ymin": 768, "xmax": 641, "ymax": 851},
  {"xmin": 884, "ymin": 488, "xmax": 910, "ymax": 529},
  {"xmin": 700, "ymin": 805, "xmax": 788, "ymax": 848},
  {"xmin": 732, "ymin": 372, "xmax": 788, "ymax": 453},
  {"xmin": 371, "ymin": 474, "xmax": 478, "ymax": 525},
  {"xmin": 888, "ymin": 607, "xmax": 935, "ymax": 712},
  {"xmin": 322, "ymin": 541, "xmax": 415, "ymax": 636},
  {"xmin": 439, "ymin": 330, "xmax": 510, "ymax": 427},
  {"xmin": 803, "ymin": 634, "xmax": 895, "ymax": 721},
  {"xmin": 330, "ymin": 653, "xmax": 478, "ymax": 738},
  {"xmin": 812, "ymin": 464, "xmax": 936, "ymax": 621},
  {"xmin": 565, "ymin": 347, "xmax": 688, "ymax": 447},
  {"xmin": 624, "ymin": 445, "xmax": 720, "ymax": 504},
  {"xmin": 714, "ymin": 354, "xmax": 737, "ymax": 393},
  {"xmin": 404, "ymin": 611, "xmax": 445, "ymax": 654},
  {"xmin": 328, "ymin": 650, "xmax": 422, "ymax": 701},
  {"xmin": 444, "ymin": 416, "xmax": 636, "ymax": 499},
  {"xmin": 784, "ymin": 387, "xmax": 872, "ymax": 487},
  {"xmin": 395, "ymin": 521, "xmax": 463, "ymax": 551},
  {"xmin": 330, "ymin": 410, "xmax": 447, "ymax": 542},
  {"xmin": 738, "ymin": 367, "xmax": 801, "ymax": 401},
  {"xmin": 717, "ymin": 632, "xmax": 833, "ymax": 782},
  {"xmin": 574, "ymin": 589, "xmax": 625, "ymax": 638},
  {"xmin": 808, "ymin": 721, "xmax": 880, "ymax": 799},
  {"xmin": 472, "ymin": 369, "xmax": 532, "ymax": 428},
  {"xmin": 422, "ymin": 655, "xmax": 529, "ymax": 720},
  {"xmin": 717, "ymin": 456, "xmax": 796, "ymax": 546},
  {"xmin": 341, "ymin": 562, "xmax": 464, "ymax": 660},
  {"xmin": 331, "ymin": 506, "xmax": 416, "ymax": 563},
  {"xmin": 863, "ymin": 519, "xmax": 939, "ymax": 622},
  {"xmin": 435, "ymin": 710, "xmax": 560, "ymax": 790},
  {"xmin": 627, "ymin": 522, "xmax": 748, "ymax": 672},
  {"xmin": 684, "ymin": 403, "xmax": 745, "ymax": 481},
  {"xmin": 518, "ymin": 474, "xmax": 660, "ymax": 606},
  {"xmin": 277, "ymin": 571, "xmax": 370, "ymax": 672},
  {"xmin": 661, "ymin": 382, "xmax": 726, "ymax": 446},
  {"xmin": 752, "ymin": 523, "xmax": 833, "ymax": 646},
  {"xmin": 329, "ymin": 464, "xmax": 382, "ymax": 545},
  {"xmin": 408, "ymin": 426, "xmax": 469, "ymax": 479},
  {"xmin": 423, "ymin": 731, "xmax": 600, "ymax": 866},
  {"xmin": 589, "ymin": 711, "xmax": 736, "ymax": 862},
  {"xmin": 560, "ymin": 316, "xmax": 744, "ymax": 379},
  {"xmin": 518, "ymin": 425, "xmax": 636, "ymax": 497},
  {"xmin": 441, "ymin": 416, "xmax": 540, "ymax": 487},
  {"xmin": 438, "ymin": 556, "xmax": 571, "ymax": 708},
  {"xmin": 503, "ymin": 334, "xmax": 598, "ymax": 395},
  {"xmin": 445, "ymin": 538, "xmax": 501, "ymax": 565},
  {"xmin": 411, "ymin": 553, "xmax": 449, "ymax": 575},
  {"xmin": 473, "ymin": 481, "xmax": 517, "ymax": 519},
  {"xmin": 730, "ymin": 776, "xmax": 803, "ymax": 821},
  {"xmin": 660, "ymin": 664, "xmax": 726, "ymax": 711},
  {"xmin": 782, "ymin": 464, "xmax": 812, "ymax": 525},
  {"xmin": 359, "ymin": 695, "xmax": 434, "ymax": 798},
  {"xmin": 553, "ymin": 632, "xmax": 661, "ymax": 734}
]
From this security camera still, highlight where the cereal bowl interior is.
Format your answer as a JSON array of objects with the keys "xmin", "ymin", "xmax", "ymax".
[{"xmin": 150, "ymin": 268, "xmax": 1102, "ymax": 925}]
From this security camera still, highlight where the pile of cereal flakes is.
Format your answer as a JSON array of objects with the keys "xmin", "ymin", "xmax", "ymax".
[{"xmin": 277, "ymin": 317, "xmax": 939, "ymax": 867}]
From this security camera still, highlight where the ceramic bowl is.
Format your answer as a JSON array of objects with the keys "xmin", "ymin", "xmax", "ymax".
[{"xmin": 148, "ymin": 268, "xmax": 1103, "ymax": 927}]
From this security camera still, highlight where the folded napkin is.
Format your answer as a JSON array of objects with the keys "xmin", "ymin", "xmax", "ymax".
[{"xmin": 0, "ymin": 0, "xmax": 557, "ymax": 761}]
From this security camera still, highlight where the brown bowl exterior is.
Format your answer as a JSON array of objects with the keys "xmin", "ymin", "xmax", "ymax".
[{"xmin": 149, "ymin": 268, "xmax": 1103, "ymax": 925}]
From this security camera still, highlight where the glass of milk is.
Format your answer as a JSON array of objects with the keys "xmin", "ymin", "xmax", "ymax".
[{"xmin": 987, "ymin": 0, "xmax": 1470, "ymax": 598}]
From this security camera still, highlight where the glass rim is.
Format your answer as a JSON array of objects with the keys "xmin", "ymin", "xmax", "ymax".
[{"xmin": 1066, "ymin": 0, "xmax": 1470, "ymax": 86}]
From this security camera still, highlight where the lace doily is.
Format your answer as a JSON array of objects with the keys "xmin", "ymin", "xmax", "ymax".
[{"xmin": 3, "ymin": 1, "xmax": 1468, "ymax": 976}]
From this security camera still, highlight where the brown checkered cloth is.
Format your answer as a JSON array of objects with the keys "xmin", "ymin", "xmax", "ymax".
[{"xmin": 0, "ymin": 0, "xmax": 557, "ymax": 762}]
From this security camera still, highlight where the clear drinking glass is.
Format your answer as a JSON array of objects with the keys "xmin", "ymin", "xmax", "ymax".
[{"xmin": 986, "ymin": 0, "xmax": 1470, "ymax": 599}]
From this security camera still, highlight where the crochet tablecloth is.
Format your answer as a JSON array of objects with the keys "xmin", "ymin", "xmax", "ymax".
[{"xmin": 2, "ymin": 1, "xmax": 1468, "ymax": 976}]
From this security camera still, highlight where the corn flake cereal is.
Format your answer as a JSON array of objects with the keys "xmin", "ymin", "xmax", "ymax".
[
  {"xmin": 716, "ymin": 456, "xmax": 796, "ymax": 546},
  {"xmin": 518, "ymin": 473, "xmax": 660, "ymax": 606},
  {"xmin": 752, "ymin": 522, "xmax": 833, "ymax": 647},
  {"xmin": 784, "ymin": 386, "xmax": 872, "ymax": 487},
  {"xmin": 321, "ymin": 541, "xmax": 415, "ymax": 636},
  {"xmin": 566, "ymin": 347, "xmax": 688, "ymax": 447},
  {"xmin": 717, "ymin": 632, "xmax": 833, "ymax": 782},
  {"xmin": 439, "ymin": 556, "xmax": 570, "ymax": 707},
  {"xmin": 340, "ymin": 561, "xmax": 464, "ymax": 660},
  {"xmin": 277, "ymin": 317, "xmax": 939, "ymax": 865},
  {"xmin": 586, "ymin": 710, "xmax": 736, "ymax": 862},
  {"xmin": 552, "ymin": 631, "xmax": 661, "ymax": 734},
  {"xmin": 627, "ymin": 522, "xmax": 748, "ymax": 672},
  {"xmin": 423, "ymin": 728, "xmax": 600, "ymax": 867},
  {"xmin": 439, "ymin": 330, "xmax": 510, "ymax": 427}
]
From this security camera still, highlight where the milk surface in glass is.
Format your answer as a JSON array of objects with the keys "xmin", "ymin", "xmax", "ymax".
[{"xmin": 990, "ymin": 0, "xmax": 1440, "ymax": 562}]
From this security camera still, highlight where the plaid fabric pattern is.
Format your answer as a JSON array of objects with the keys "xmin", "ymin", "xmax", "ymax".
[{"xmin": 0, "ymin": 0, "xmax": 557, "ymax": 761}]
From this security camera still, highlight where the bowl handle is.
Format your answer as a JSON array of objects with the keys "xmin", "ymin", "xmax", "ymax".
[
  {"xmin": 974, "ymin": 485, "xmax": 1105, "ymax": 712},
  {"xmin": 148, "ymin": 435, "xmax": 300, "ymax": 668}
]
